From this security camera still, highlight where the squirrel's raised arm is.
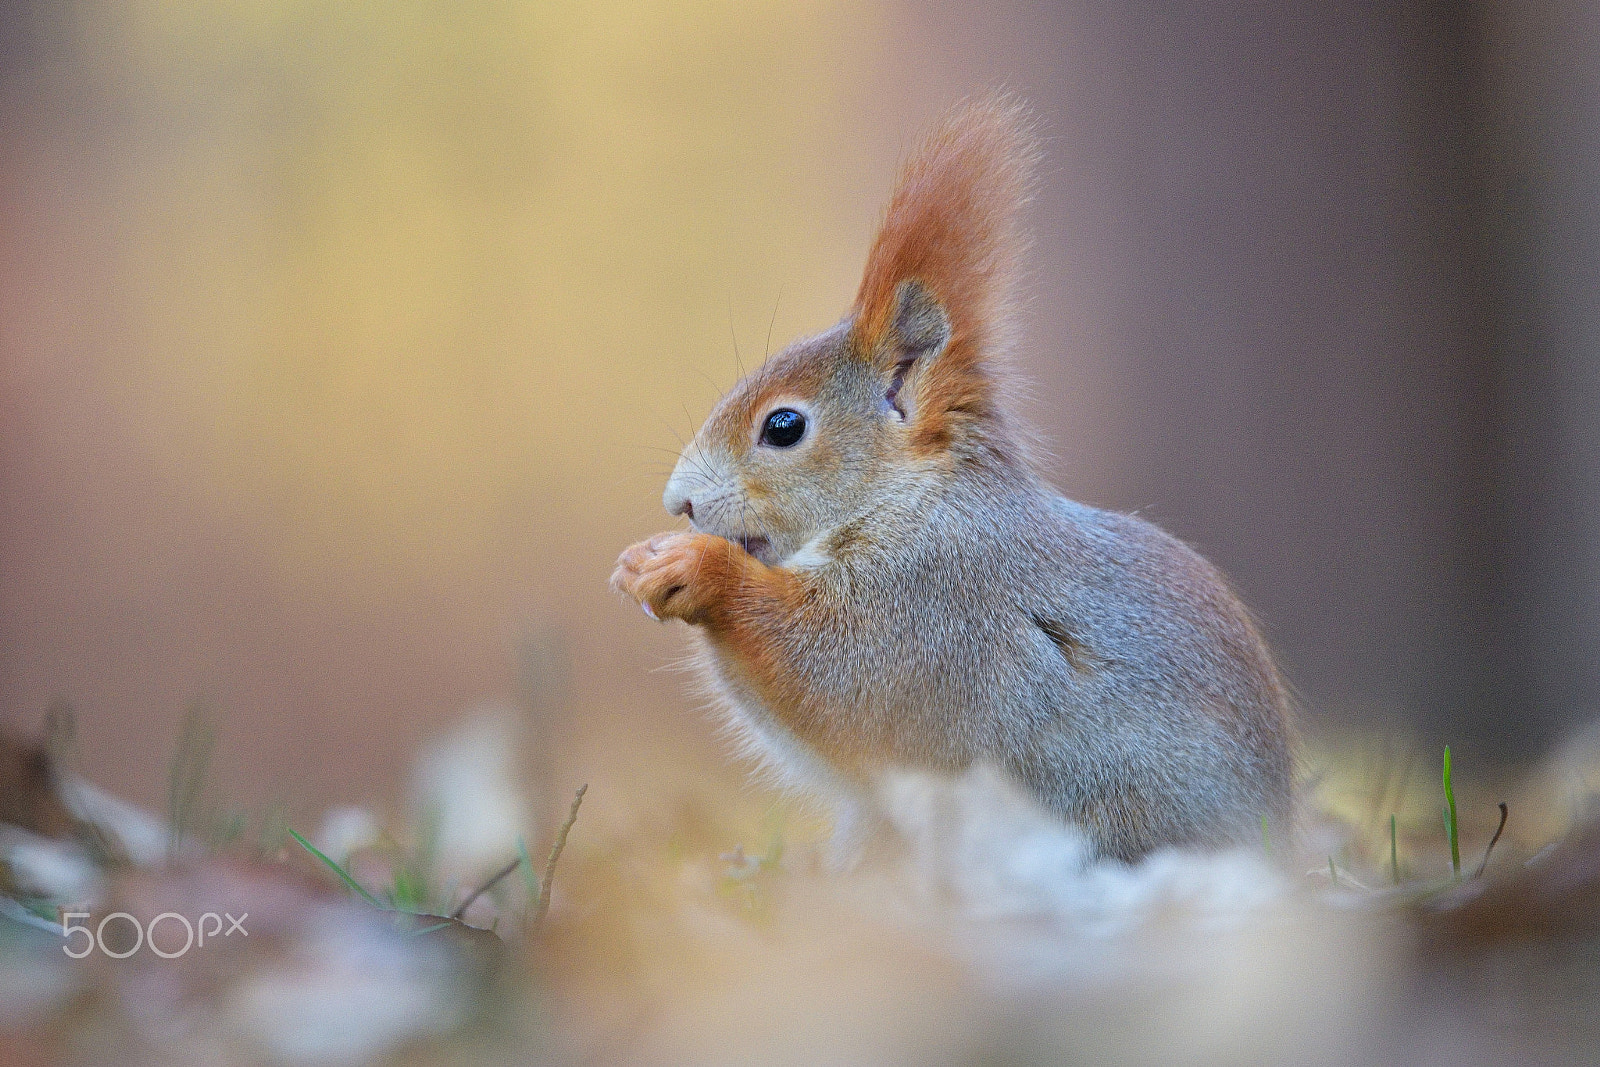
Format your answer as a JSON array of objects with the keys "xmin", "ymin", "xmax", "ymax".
[{"xmin": 851, "ymin": 94, "xmax": 1038, "ymax": 458}]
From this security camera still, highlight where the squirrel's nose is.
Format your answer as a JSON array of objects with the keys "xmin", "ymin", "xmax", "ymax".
[
  {"xmin": 663, "ymin": 482, "xmax": 693, "ymax": 519},
  {"xmin": 663, "ymin": 458, "xmax": 701, "ymax": 521}
]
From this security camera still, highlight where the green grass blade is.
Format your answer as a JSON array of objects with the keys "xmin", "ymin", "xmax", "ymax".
[
  {"xmin": 289, "ymin": 829, "xmax": 384, "ymax": 909},
  {"xmin": 166, "ymin": 705, "xmax": 215, "ymax": 861},
  {"xmin": 410, "ymin": 806, "xmax": 440, "ymax": 910},
  {"xmin": 390, "ymin": 864, "xmax": 426, "ymax": 912},
  {"xmin": 516, "ymin": 836, "xmax": 539, "ymax": 900},
  {"xmin": 211, "ymin": 810, "xmax": 247, "ymax": 850},
  {"xmin": 1390, "ymin": 813, "xmax": 1400, "ymax": 886},
  {"xmin": 1443, "ymin": 745, "xmax": 1461, "ymax": 877}
]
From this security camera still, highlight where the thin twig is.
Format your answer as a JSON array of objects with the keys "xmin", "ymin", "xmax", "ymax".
[
  {"xmin": 534, "ymin": 784, "xmax": 587, "ymax": 927},
  {"xmin": 450, "ymin": 856, "xmax": 521, "ymax": 921},
  {"xmin": 1474, "ymin": 802, "xmax": 1509, "ymax": 879},
  {"xmin": 447, "ymin": 783, "xmax": 588, "ymax": 925}
]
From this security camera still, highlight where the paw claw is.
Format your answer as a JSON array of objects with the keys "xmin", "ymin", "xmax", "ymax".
[{"xmin": 612, "ymin": 532, "xmax": 724, "ymax": 623}]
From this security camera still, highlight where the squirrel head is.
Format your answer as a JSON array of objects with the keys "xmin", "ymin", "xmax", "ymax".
[{"xmin": 664, "ymin": 95, "xmax": 1038, "ymax": 565}]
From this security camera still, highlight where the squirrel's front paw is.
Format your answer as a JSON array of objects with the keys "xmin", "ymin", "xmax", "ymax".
[{"xmin": 610, "ymin": 532, "xmax": 730, "ymax": 624}]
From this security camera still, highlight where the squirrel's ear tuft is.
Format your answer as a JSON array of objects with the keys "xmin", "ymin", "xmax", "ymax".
[
  {"xmin": 853, "ymin": 94, "xmax": 1036, "ymax": 363},
  {"xmin": 852, "ymin": 94, "xmax": 1037, "ymax": 448}
]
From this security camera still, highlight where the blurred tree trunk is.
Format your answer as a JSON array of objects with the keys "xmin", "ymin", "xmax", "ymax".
[
  {"xmin": 1471, "ymin": 0, "xmax": 1600, "ymax": 750},
  {"xmin": 874, "ymin": 1, "xmax": 1600, "ymax": 755}
]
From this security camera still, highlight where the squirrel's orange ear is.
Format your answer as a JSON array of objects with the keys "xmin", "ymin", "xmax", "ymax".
[{"xmin": 852, "ymin": 94, "xmax": 1037, "ymax": 448}]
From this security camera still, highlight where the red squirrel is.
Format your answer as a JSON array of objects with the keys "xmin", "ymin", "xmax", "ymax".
[{"xmin": 612, "ymin": 95, "xmax": 1295, "ymax": 863}]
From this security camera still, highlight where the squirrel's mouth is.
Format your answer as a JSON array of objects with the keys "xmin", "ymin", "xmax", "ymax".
[{"xmin": 737, "ymin": 536, "xmax": 774, "ymax": 564}]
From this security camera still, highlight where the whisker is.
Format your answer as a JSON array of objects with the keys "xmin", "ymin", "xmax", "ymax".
[
  {"xmin": 649, "ymin": 410, "xmax": 690, "ymax": 449},
  {"xmin": 640, "ymin": 439, "xmax": 720, "ymax": 486},
  {"xmin": 692, "ymin": 366, "xmax": 725, "ymax": 399},
  {"xmin": 728, "ymin": 298, "xmax": 746, "ymax": 379},
  {"xmin": 674, "ymin": 451, "xmax": 720, "ymax": 486},
  {"xmin": 764, "ymin": 285, "xmax": 783, "ymax": 360}
]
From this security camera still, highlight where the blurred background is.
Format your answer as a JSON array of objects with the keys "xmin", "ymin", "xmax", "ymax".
[{"xmin": 1, "ymin": 0, "xmax": 1597, "ymax": 824}]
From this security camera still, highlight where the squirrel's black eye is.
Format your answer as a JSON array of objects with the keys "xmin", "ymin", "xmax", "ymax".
[{"xmin": 760, "ymin": 408, "xmax": 807, "ymax": 448}]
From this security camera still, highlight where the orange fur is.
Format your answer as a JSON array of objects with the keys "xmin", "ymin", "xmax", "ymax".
[
  {"xmin": 852, "ymin": 94, "xmax": 1037, "ymax": 454},
  {"xmin": 610, "ymin": 532, "xmax": 864, "ymax": 762},
  {"xmin": 610, "ymin": 533, "xmax": 804, "ymax": 642}
]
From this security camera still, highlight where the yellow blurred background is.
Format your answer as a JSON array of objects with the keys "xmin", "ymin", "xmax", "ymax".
[
  {"xmin": 1, "ymin": 0, "xmax": 935, "ymax": 817},
  {"xmin": 3, "ymin": 1, "xmax": 1598, "ymax": 821}
]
